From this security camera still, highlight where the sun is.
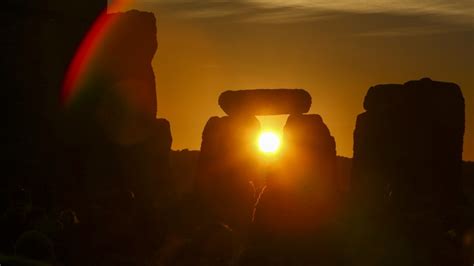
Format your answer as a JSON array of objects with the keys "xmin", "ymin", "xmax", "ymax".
[{"xmin": 258, "ymin": 131, "xmax": 281, "ymax": 154}]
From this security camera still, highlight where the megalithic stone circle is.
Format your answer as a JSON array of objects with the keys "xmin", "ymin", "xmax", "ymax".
[{"xmin": 219, "ymin": 89, "xmax": 312, "ymax": 116}]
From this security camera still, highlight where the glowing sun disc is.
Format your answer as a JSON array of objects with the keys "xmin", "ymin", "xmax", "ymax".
[{"xmin": 258, "ymin": 132, "xmax": 281, "ymax": 154}]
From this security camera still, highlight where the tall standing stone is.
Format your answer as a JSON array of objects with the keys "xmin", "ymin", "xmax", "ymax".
[
  {"xmin": 195, "ymin": 115, "xmax": 261, "ymax": 230},
  {"xmin": 59, "ymin": 10, "xmax": 173, "ymax": 261},
  {"xmin": 2, "ymin": 0, "xmax": 107, "ymax": 209},
  {"xmin": 254, "ymin": 114, "xmax": 338, "ymax": 237},
  {"xmin": 246, "ymin": 114, "xmax": 340, "ymax": 266},
  {"xmin": 351, "ymin": 78, "xmax": 467, "ymax": 265},
  {"xmin": 352, "ymin": 78, "xmax": 465, "ymax": 215},
  {"xmin": 59, "ymin": 10, "xmax": 170, "ymax": 207}
]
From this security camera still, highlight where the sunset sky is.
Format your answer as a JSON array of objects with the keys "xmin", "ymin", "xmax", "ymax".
[{"xmin": 109, "ymin": 0, "xmax": 473, "ymax": 160}]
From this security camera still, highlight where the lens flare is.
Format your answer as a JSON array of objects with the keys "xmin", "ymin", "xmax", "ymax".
[
  {"xmin": 258, "ymin": 131, "xmax": 281, "ymax": 154},
  {"xmin": 61, "ymin": 0, "xmax": 132, "ymax": 106}
]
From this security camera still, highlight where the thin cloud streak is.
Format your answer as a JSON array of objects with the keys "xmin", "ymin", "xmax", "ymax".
[
  {"xmin": 127, "ymin": 0, "xmax": 474, "ymax": 33},
  {"xmin": 355, "ymin": 24, "xmax": 474, "ymax": 37},
  {"xmin": 132, "ymin": 0, "xmax": 473, "ymax": 26},
  {"xmin": 241, "ymin": 7, "xmax": 338, "ymax": 24},
  {"xmin": 247, "ymin": 0, "xmax": 474, "ymax": 23}
]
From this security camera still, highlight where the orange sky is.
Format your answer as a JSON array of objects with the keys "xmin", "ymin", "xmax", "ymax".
[{"xmin": 110, "ymin": 0, "xmax": 474, "ymax": 160}]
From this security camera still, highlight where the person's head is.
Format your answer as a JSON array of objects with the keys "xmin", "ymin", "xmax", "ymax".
[{"xmin": 59, "ymin": 209, "xmax": 80, "ymax": 228}]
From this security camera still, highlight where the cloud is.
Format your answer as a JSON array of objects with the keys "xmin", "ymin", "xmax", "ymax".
[
  {"xmin": 135, "ymin": 0, "xmax": 252, "ymax": 19},
  {"xmin": 132, "ymin": 0, "xmax": 474, "ymax": 26},
  {"xmin": 240, "ymin": 6, "xmax": 339, "ymax": 24},
  {"xmin": 355, "ymin": 24, "xmax": 473, "ymax": 37},
  {"xmin": 247, "ymin": 0, "xmax": 474, "ymax": 23}
]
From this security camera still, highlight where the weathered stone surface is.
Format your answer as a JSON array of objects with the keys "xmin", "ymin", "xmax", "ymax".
[
  {"xmin": 463, "ymin": 161, "xmax": 474, "ymax": 207},
  {"xmin": 169, "ymin": 149, "xmax": 200, "ymax": 199},
  {"xmin": 118, "ymin": 119, "xmax": 172, "ymax": 202},
  {"xmin": 195, "ymin": 115, "xmax": 261, "ymax": 230},
  {"xmin": 352, "ymin": 79, "xmax": 473, "ymax": 265},
  {"xmin": 254, "ymin": 114, "xmax": 338, "ymax": 237},
  {"xmin": 353, "ymin": 78, "xmax": 465, "ymax": 212},
  {"xmin": 219, "ymin": 89, "xmax": 311, "ymax": 116},
  {"xmin": 59, "ymin": 10, "xmax": 166, "ymax": 199},
  {"xmin": 363, "ymin": 78, "xmax": 464, "ymax": 113},
  {"xmin": 2, "ymin": 1, "xmax": 107, "ymax": 210},
  {"xmin": 245, "ymin": 114, "xmax": 339, "ymax": 264},
  {"xmin": 79, "ymin": 9, "xmax": 158, "ymax": 119},
  {"xmin": 56, "ymin": 11, "xmax": 171, "ymax": 259},
  {"xmin": 1, "ymin": 4, "xmax": 174, "ymax": 263},
  {"xmin": 351, "ymin": 78, "xmax": 468, "ymax": 264}
]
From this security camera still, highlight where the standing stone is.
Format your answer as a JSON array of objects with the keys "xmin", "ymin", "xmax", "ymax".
[
  {"xmin": 282, "ymin": 114, "xmax": 338, "ymax": 198},
  {"xmin": 119, "ymin": 118, "xmax": 172, "ymax": 206},
  {"xmin": 62, "ymin": 10, "xmax": 173, "ymax": 262},
  {"xmin": 254, "ymin": 114, "xmax": 338, "ymax": 236},
  {"xmin": 193, "ymin": 115, "xmax": 262, "ymax": 265},
  {"xmin": 2, "ymin": 0, "xmax": 107, "ymax": 210},
  {"xmin": 351, "ymin": 78, "xmax": 468, "ymax": 265},
  {"xmin": 73, "ymin": 10, "xmax": 158, "ymax": 119},
  {"xmin": 60, "ymin": 10, "xmax": 168, "ymax": 208},
  {"xmin": 195, "ymin": 115, "xmax": 261, "ymax": 230},
  {"xmin": 247, "ymin": 114, "xmax": 339, "ymax": 266},
  {"xmin": 352, "ymin": 78, "xmax": 465, "ymax": 216}
]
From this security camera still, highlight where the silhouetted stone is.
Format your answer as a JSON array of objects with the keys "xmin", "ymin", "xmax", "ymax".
[
  {"xmin": 463, "ymin": 161, "xmax": 474, "ymax": 207},
  {"xmin": 351, "ymin": 77, "xmax": 468, "ymax": 265},
  {"xmin": 49, "ymin": 11, "xmax": 172, "ymax": 261},
  {"xmin": 119, "ymin": 119, "xmax": 172, "ymax": 204},
  {"xmin": 170, "ymin": 149, "xmax": 200, "ymax": 199},
  {"xmin": 50, "ymin": 10, "xmax": 166, "ymax": 213},
  {"xmin": 219, "ymin": 89, "xmax": 311, "ymax": 116},
  {"xmin": 2, "ymin": 0, "xmax": 107, "ymax": 210},
  {"xmin": 2, "ymin": 3, "xmax": 175, "ymax": 265},
  {"xmin": 195, "ymin": 115, "xmax": 261, "ymax": 230},
  {"xmin": 75, "ymin": 10, "xmax": 158, "ymax": 118},
  {"xmin": 282, "ymin": 114, "xmax": 338, "ymax": 191},
  {"xmin": 336, "ymin": 156, "xmax": 352, "ymax": 194},
  {"xmin": 353, "ymin": 78, "xmax": 465, "ymax": 213},
  {"xmin": 252, "ymin": 114, "xmax": 339, "ymax": 260},
  {"xmin": 255, "ymin": 114, "xmax": 338, "ymax": 232}
]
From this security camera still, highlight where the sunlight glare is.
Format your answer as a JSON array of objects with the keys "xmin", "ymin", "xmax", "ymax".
[{"xmin": 258, "ymin": 131, "xmax": 281, "ymax": 154}]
